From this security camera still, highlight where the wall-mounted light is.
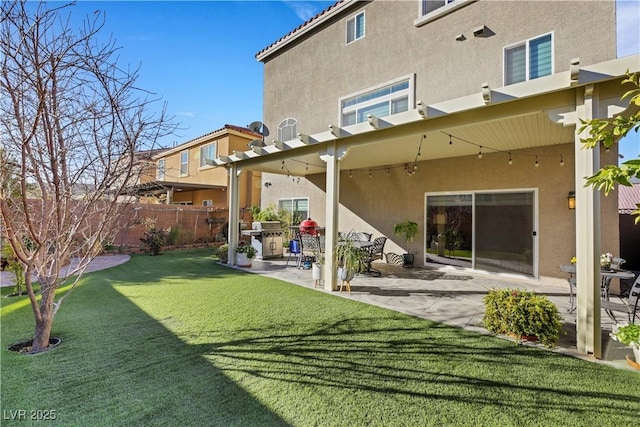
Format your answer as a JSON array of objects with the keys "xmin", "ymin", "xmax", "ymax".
[
  {"xmin": 567, "ymin": 191, "xmax": 576, "ymax": 210},
  {"xmin": 264, "ymin": 181, "xmax": 272, "ymax": 188}
]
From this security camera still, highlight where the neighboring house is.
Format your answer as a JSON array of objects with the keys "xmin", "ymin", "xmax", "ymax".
[
  {"xmin": 212, "ymin": 0, "xmax": 639, "ymax": 357},
  {"xmin": 127, "ymin": 124, "xmax": 262, "ymax": 210},
  {"xmin": 618, "ymin": 183, "xmax": 640, "ymax": 271}
]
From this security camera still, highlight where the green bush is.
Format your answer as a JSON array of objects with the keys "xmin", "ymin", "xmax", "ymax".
[
  {"xmin": 1, "ymin": 244, "xmax": 26, "ymax": 295},
  {"xmin": 215, "ymin": 244, "xmax": 229, "ymax": 263},
  {"xmin": 483, "ymin": 289, "xmax": 564, "ymax": 348},
  {"xmin": 165, "ymin": 225, "xmax": 183, "ymax": 246},
  {"xmin": 140, "ymin": 228, "xmax": 167, "ymax": 256}
]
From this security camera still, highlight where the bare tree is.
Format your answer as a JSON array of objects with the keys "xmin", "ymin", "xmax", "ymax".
[{"xmin": 0, "ymin": 1, "xmax": 175, "ymax": 352}]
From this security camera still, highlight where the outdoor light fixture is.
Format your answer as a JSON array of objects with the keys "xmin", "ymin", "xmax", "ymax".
[{"xmin": 567, "ymin": 191, "xmax": 576, "ymax": 210}]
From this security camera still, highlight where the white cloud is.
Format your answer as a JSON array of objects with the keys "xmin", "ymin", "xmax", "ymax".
[
  {"xmin": 176, "ymin": 111, "xmax": 195, "ymax": 117},
  {"xmin": 617, "ymin": 0, "xmax": 640, "ymax": 57},
  {"xmin": 283, "ymin": 1, "xmax": 322, "ymax": 22}
]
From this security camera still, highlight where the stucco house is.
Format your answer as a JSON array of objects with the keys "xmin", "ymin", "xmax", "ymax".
[
  {"xmin": 128, "ymin": 124, "xmax": 262, "ymax": 210},
  {"xmin": 213, "ymin": 0, "xmax": 639, "ymax": 357}
]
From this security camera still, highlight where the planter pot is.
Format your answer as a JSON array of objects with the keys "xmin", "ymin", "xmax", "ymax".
[
  {"xmin": 312, "ymin": 263, "xmax": 324, "ymax": 280},
  {"xmin": 338, "ymin": 267, "xmax": 355, "ymax": 283},
  {"xmin": 402, "ymin": 253, "xmax": 414, "ymax": 268},
  {"xmin": 312, "ymin": 262, "xmax": 324, "ymax": 287},
  {"xmin": 627, "ymin": 347, "xmax": 640, "ymax": 370},
  {"xmin": 236, "ymin": 253, "xmax": 253, "ymax": 267}
]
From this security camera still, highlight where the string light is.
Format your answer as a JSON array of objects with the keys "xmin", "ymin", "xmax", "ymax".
[
  {"xmin": 478, "ymin": 146, "xmax": 483, "ymax": 159},
  {"xmin": 349, "ymin": 170, "xmax": 353, "ymax": 178},
  {"xmin": 508, "ymin": 152, "xmax": 513, "ymax": 165},
  {"xmin": 449, "ymin": 135, "xmax": 453, "ymax": 145},
  {"xmin": 387, "ymin": 168, "xmax": 390, "ymax": 176},
  {"xmin": 560, "ymin": 155, "xmax": 564, "ymax": 166},
  {"xmin": 369, "ymin": 169, "xmax": 372, "ymax": 178},
  {"xmin": 535, "ymin": 155, "xmax": 539, "ymax": 167}
]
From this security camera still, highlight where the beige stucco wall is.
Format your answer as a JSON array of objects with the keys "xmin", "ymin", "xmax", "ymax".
[
  {"xmin": 261, "ymin": 0, "xmax": 616, "ymax": 137},
  {"xmin": 260, "ymin": 142, "xmax": 620, "ymax": 280}
]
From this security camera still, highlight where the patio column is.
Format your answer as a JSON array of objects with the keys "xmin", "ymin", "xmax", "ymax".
[
  {"xmin": 321, "ymin": 142, "xmax": 348, "ymax": 291},
  {"xmin": 574, "ymin": 84, "xmax": 602, "ymax": 357},
  {"xmin": 227, "ymin": 163, "xmax": 241, "ymax": 266}
]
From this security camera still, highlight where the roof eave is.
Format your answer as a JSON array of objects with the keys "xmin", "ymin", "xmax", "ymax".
[{"xmin": 256, "ymin": 0, "xmax": 358, "ymax": 62}]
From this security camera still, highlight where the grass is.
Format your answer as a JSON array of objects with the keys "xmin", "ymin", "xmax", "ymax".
[{"xmin": 2, "ymin": 248, "xmax": 639, "ymax": 426}]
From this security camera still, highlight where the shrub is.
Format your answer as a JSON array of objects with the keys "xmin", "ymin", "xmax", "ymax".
[
  {"xmin": 215, "ymin": 244, "xmax": 229, "ymax": 263},
  {"xmin": 140, "ymin": 228, "xmax": 167, "ymax": 256},
  {"xmin": 483, "ymin": 289, "xmax": 564, "ymax": 348},
  {"xmin": 1, "ymin": 244, "xmax": 26, "ymax": 295}
]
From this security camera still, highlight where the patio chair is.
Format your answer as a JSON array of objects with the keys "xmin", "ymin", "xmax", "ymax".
[
  {"xmin": 286, "ymin": 239, "xmax": 302, "ymax": 268},
  {"xmin": 363, "ymin": 236, "xmax": 387, "ymax": 277},
  {"xmin": 385, "ymin": 252, "xmax": 404, "ymax": 266},
  {"xmin": 602, "ymin": 274, "xmax": 640, "ymax": 324},
  {"xmin": 354, "ymin": 232, "xmax": 372, "ymax": 242}
]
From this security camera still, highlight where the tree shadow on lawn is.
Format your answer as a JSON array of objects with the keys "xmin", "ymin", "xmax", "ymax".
[
  {"xmin": 191, "ymin": 316, "xmax": 640, "ymax": 423},
  {"xmin": 0, "ymin": 281, "xmax": 292, "ymax": 427}
]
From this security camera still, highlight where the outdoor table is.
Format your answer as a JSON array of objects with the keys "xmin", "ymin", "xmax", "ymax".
[{"xmin": 560, "ymin": 263, "xmax": 635, "ymax": 319}]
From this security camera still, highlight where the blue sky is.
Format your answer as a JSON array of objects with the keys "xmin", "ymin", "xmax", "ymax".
[{"xmin": 68, "ymin": 0, "xmax": 640, "ymax": 160}]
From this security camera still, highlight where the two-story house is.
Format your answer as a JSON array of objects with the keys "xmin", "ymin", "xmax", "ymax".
[
  {"xmin": 129, "ymin": 124, "xmax": 262, "ymax": 209},
  {"xmin": 212, "ymin": 0, "xmax": 639, "ymax": 356}
]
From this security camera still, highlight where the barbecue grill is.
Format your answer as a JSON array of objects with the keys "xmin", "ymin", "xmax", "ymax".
[{"xmin": 242, "ymin": 221, "xmax": 284, "ymax": 259}]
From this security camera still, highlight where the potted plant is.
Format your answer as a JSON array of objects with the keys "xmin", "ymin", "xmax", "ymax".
[
  {"xmin": 311, "ymin": 244, "xmax": 325, "ymax": 288},
  {"xmin": 393, "ymin": 220, "xmax": 419, "ymax": 268},
  {"xmin": 235, "ymin": 242, "xmax": 256, "ymax": 267},
  {"xmin": 334, "ymin": 233, "xmax": 365, "ymax": 293},
  {"xmin": 610, "ymin": 323, "xmax": 640, "ymax": 366},
  {"xmin": 483, "ymin": 288, "xmax": 564, "ymax": 348}
]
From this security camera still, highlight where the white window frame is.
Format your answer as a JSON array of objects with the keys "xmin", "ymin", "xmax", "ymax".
[
  {"xmin": 200, "ymin": 143, "xmax": 217, "ymax": 168},
  {"xmin": 157, "ymin": 159, "xmax": 166, "ymax": 180},
  {"xmin": 503, "ymin": 32, "xmax": 554, "ymax": 86},
  {"xmin": 278, "ymin": 197, "xmax": 310, "ymax": 221},
  {"xmin": 346, "ymin": 11, "xmax": 365, "ymax": 45},
  {"xmin": 180, "ymin": 150, "xmax": 189, "ymax": 176},
  {"xmin": 277, "ymin": 118, "xmax": 297, "ymax": 142},
  {"xmin": 415, "ymin": 0, "xmax": 474, "ymax": 27},
  {"xmin": 339, "ymin": 74, "xmax": 415, "ymax": 127}
]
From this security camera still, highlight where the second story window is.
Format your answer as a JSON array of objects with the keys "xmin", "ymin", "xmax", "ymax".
[
  {"xmin": 340, "ymin": 75, "xmax": 413, "ymax": 126},
  {"xmin": 157, "ymin": 159, "xmax": 165, "ymax": 180},
  {"xmin": 346, "ymin": 11, "xmax": 365, "ymax": 44},
  {"xmin": 277, "ymin": 118, "xmax": 297, "ymax": 142},
  {"xmin": 422, "ymin": 0, "xmax": 456, "ymax": 16},
  {"xmin": 200, "ymin": 143, "xmax": 217, "ymax": 167},
  {"xmin": 504, "ymin": 33, "xmax": 553, "ymax": 86},
  {"xmin": 180, "ymin": 150, "xmax": 188, "ymax": 176}
]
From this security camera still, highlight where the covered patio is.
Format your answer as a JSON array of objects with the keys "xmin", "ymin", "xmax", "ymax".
[{"xmin": 216, "ymin": 55, "xmax": 640, "ymax": 359}]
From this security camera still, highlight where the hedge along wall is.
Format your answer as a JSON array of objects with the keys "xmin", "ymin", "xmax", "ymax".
[{"xmin": 109, "ymin": 204, "xmax": 231, "ymax": 248}]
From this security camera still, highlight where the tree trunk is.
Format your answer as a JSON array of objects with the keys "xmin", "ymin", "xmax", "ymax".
[{"xmin": 31, "ymin": 287, "xmax": 56, "ymax": 353}]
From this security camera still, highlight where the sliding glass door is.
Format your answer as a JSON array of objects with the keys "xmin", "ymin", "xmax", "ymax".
[{"xmin": 425, "ymin": 190, "xmax": 536, "ymax": 277}]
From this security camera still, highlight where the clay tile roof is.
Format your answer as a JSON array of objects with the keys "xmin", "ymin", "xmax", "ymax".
[
  {"xmin": 255, "ymin": 0, "xmax": 346, "ymax": 60},
  {"xmin": 618, "ymin": 183, "xmax": 640, "ymax": 213}
]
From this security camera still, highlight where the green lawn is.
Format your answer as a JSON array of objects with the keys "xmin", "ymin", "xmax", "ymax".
[{"xmin": 1, "ymin": 249, "xmax": 639, "ymax": 426}]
